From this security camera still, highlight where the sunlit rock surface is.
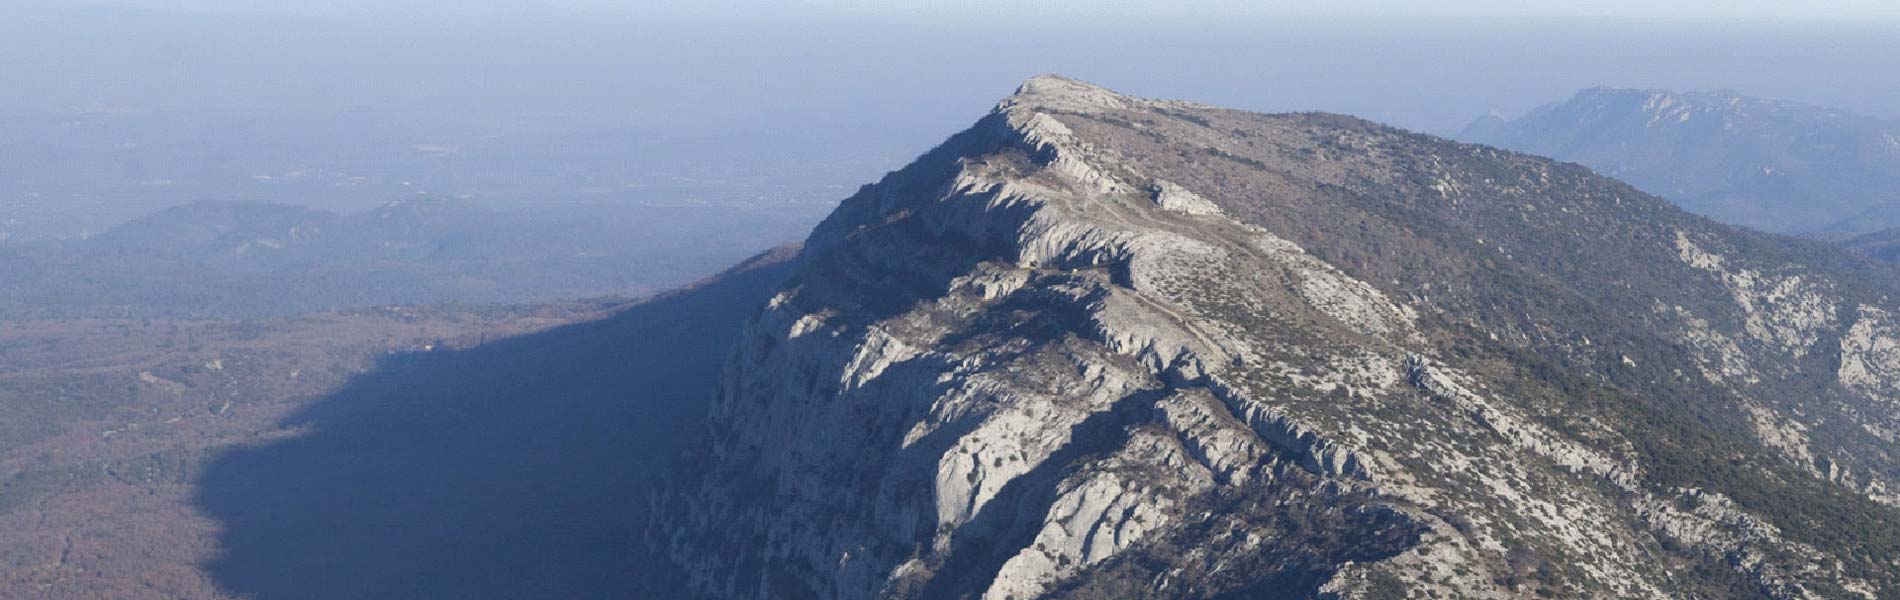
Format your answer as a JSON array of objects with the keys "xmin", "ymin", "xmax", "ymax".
[{"xmin": 652, "ymin": 76, "xmax": 1900, "ymax": 599}]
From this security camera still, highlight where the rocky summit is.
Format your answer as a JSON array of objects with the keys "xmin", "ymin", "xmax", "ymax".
[{"xmin": 650, "ymin": 76, "xmax": 1900, "ymax": 599}]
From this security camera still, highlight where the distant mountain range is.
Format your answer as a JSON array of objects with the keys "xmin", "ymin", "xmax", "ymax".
[
  {"xmin": 0, "ymin": 106, "xmax": 891, "ymax": 244},
  {"xmin": 1460, "ymin": 87, "xmax": 1900, "ymax": 236},
  {"xmin": 0, "ymin": 198, "xmax": 823, "ymax": 318}
]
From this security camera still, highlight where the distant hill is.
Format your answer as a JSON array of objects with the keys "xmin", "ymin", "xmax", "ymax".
[
  {"xmin": 0, "ymin": 198, "xmax": 821, "ymax": 318},
  {"xmin": 1844, "ymin": 226, "xmax": 1900, "ymax": 262},
  {"xmin": 1459, "ymin": 87, "xmax": 1900, "ymax": 235},
  {"xmin": 0, "ymin": 105, "xmax": 897, "ymax": 244}
]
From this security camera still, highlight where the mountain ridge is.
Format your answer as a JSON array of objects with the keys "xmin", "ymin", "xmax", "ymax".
[{"xmin": 652, "ymin": 75, "xmax": 1900, "ymax": 599}]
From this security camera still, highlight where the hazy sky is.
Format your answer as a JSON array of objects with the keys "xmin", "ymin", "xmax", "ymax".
[
  {"xmin": 3, "ymin": 0, "xmax": 1896, "ymax": 137},
  {"xmin": 796, "ymin": 0, "xmax": 1900, "ymax": 23},
  {"xmin": 7, "ymin": 5, "xmax": 1895, "ymax": 131},
  {"xmin": 5, "ymin": 0, "xmax": 1900, "ymax": 237},
  {"xmin": 24, "ymin": 0, "xmax": 1900, "ymax": 23}
]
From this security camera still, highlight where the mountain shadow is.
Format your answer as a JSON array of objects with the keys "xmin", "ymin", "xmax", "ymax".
[{"xmin": 192, "ymin": 246, "xmax": 796, "ymax": 599}]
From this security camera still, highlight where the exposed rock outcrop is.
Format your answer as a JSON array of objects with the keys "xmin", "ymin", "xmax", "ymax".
[{"xmin": 652, "ymin": 76, "xmax": 1900, "ymax": 599}]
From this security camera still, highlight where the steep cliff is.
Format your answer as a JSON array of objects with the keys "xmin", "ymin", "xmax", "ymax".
[{"xmin": 654, "ymin": 76, "xmax": 1900, "ymax": 599}]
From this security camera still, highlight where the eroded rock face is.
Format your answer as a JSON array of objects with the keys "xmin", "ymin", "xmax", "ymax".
[
  {"xmin": 1843, "ymin": 306, "xmax": 1900, "ymax": 398},
  {"xmin": 652, "ymin": 76, "xmax": 1900, "ymax": 599}
]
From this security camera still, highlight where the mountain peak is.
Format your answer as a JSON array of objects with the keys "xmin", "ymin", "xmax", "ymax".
[
  {"xmin": 660, "ymin": 78, "xmax": 1900, "ymax": 599},
  {"xmin": 1562, "ymin": 86, "xmax": 1782, "ymax": 117},
  {"xmin": 1000, "ymin": 74, "xmax": 1134, "ymax": 113}
]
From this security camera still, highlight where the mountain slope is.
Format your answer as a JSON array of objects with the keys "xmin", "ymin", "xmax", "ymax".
[
  {"xmin": 1458, "ymin": 87, "xmax": 1900, "ymax": 235},
  {"xmin": 653, "ymin": 76, "xmax": 1900, "ymax": 599}
]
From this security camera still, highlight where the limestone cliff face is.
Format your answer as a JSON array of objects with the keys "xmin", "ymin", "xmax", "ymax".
[{"xmin": 653, "ymin": 77, "xmax": 1900, "ymax": 599}]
